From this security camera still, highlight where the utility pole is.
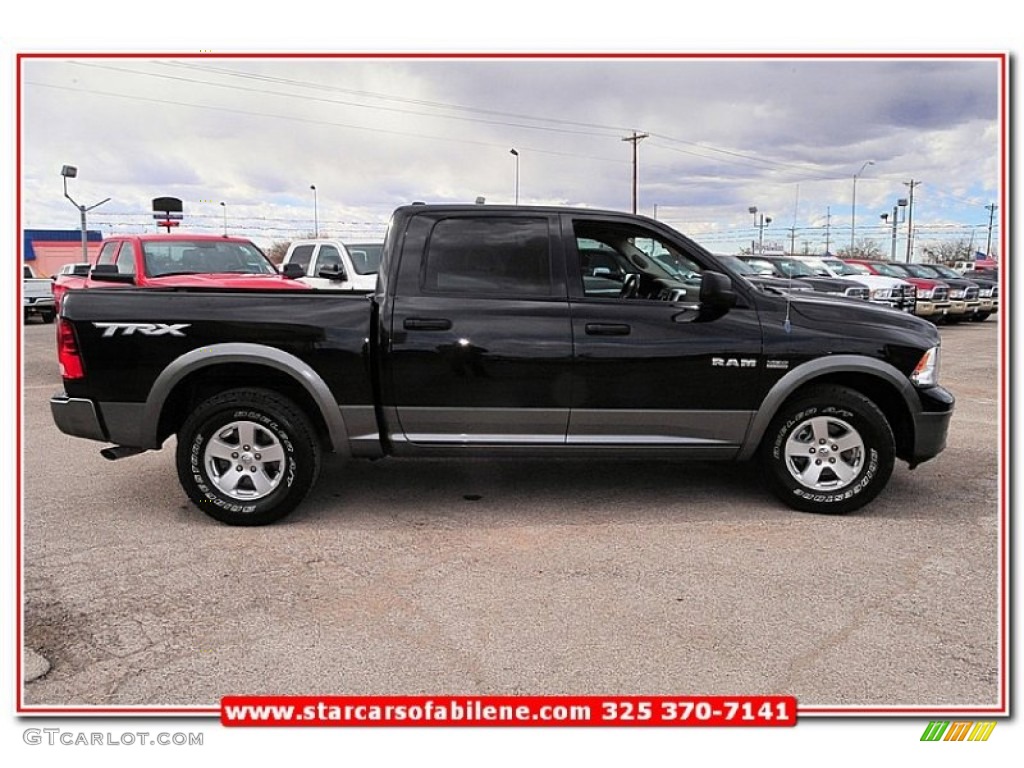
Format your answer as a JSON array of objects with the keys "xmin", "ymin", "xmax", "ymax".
[
  {"xmin": 825, "ymin": 206, "xmax": 831, "ymax": 254},
  {"xmin": 903, "ymin": 179, "xmax": 921, "ymax": 262},
  {"xmin": 985, "ymin": 203, "xmax": 998, "ymax": 257},
  {"xmin": 622, "ymin": 131, "xmax": 649, "ymax": 214}
]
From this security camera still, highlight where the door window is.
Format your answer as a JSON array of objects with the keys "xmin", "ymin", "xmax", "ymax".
[
  {"xmin": 423, "ymin": 217, "xmax": 554, "ymax": 297},
  {"xmin": 573, "ymin": 221, "xmax": 703, "ymax": 302}
]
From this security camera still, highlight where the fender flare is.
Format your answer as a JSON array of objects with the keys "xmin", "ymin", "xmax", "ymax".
[
  {"xmin": 140, "ymin": 343, "xmax": 350, "ymax": 455},
  {"xmin": 737, "ymin": 355, "xmax": 919, "ymax": 460}
]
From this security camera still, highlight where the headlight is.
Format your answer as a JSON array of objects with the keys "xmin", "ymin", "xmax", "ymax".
[
  {"xmin": 871, "ymin": 288, "xmax": 894, "ymax": 299},
  {"xmin": 950, "ymin": 288, "xmax": 966, "ymax": 299},
  {"xmin": 917, "ymin": 288, "xmax": 934, "ymax": 299},
  {"xmin": 911, "ymin": 346, "xmax": 941, "ymax": 387},
  {"xmin": 826, "ymin": 291, "xmax": 845, "ymax": 296},
  {"xmin": 979, "ymin": 287, "xmax": 994, "ymax": 298}
]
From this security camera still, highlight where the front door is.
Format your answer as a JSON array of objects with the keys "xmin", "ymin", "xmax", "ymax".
[{"xmin": 565, "ymin": 215, "xmax": 764, "ymax": 448}]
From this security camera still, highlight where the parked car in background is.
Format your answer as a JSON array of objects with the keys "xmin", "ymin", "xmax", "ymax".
[
  {"xmin": 23, "ymin": 264, "xmax": 56, "ymax": 323},
  {"xmin": 795, "ymin": 256, "xmax": 915, "ymax": 312},
  {"xmin": 844, "ymin": 260, "xmax": 951, "ymax": 322},
  {"xmin": 52, "ymin": 262, "xmax": 91, "ymax": 311},
  {"xmin": 281, "ymin": 240, "xmax": 378, "ymax": 291},
  {"xmin": 741, "ymin": 255, "xmax": 870, "ymax": 300},
  {"xmin": 713, "ymin": 254, "xmax": 814, "ymax": 296},
  {"xmin": 345, "ymin": 243, "xmax": 383, "ymax": 278},
  {"xmin": 899, "ymin": 263, "xmax": 981, "ymax": 322},
  {"xmin": 55, "ymin": 235, "xmax": 307, "ymax": 307},
  {"xmin": 954, "ymin": 259, "xmax": 997, "ymax": 274},
  {"xmin": 922, "ymin": 263, "xmax": 995, "ymax": 321}
]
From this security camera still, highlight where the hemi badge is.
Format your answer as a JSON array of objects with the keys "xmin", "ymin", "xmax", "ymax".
[{"xmin": 766, "ymin": 359, "xmax": 789, "ymax": 370}]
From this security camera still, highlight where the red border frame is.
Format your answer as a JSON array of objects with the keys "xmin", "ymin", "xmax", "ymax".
[{"xmin": 15, "ymin": 51, "xmax": 1009, "ymax": 717}]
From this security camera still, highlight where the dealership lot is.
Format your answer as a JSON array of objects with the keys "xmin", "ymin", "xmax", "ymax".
[{"xmin": 21, "ymin": 318, "xmax": 1001, "ymax": 709}]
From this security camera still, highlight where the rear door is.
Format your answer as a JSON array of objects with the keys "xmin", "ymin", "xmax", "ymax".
[{"xmin": 385, "ymin": 211, "xmax": 572, "ymax": 447}]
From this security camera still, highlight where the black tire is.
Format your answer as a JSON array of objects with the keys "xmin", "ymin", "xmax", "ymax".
[
  {"xmin": 760, "ymin": 385, "xmax": 895, "ymax": 514},
  {"xmin": 41, "ymin": 311, "xmax": 56, "ymax": 324},
  {"xmin": 176, "ymin": 388, "xmax": 321, "ymax": 525},
  {"xmin": 971, "ymin": 312, "xmax": 991, "ymax": 322}
]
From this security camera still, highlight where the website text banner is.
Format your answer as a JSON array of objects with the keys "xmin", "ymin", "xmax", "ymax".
[{"xmin": 222, "ymin": 695, "xmax": 797, "ymax": 727}]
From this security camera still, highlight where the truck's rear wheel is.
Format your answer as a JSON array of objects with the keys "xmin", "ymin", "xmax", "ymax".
[
  {"xmin": 760, "ymin": 385, "xmax": 895, "ymax": 514},
  {"xmin": 176, "ymin": 388, "xmax": 321, "ymax": 525}
]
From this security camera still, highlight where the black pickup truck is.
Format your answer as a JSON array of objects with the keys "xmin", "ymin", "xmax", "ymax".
[{"xmin": 51, "ymin": 205, "xmax": 954, "ymax": 525}]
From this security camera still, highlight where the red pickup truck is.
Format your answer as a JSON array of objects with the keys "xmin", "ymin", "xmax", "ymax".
[{"xmin": 53, "ymin": 234, "xmax": 305, "ymax": 309}]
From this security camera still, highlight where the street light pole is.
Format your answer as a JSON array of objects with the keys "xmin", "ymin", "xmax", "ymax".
[
  {"xmin": 61, "ymin": 165, "xmax": 110, "ymax": 263},
  {"xmin": 220, "ymin": 202, "xmax": 227, "ymax": 237},
  {"xmin": 850, "ymin": 160, "xmax": 875, "ymax": 251},
  {"xmin": 310, "ymin": 184, "xmax": 319, "ymax": 238},
  {"xmin": 509, "ymin": 148, "xmax": 520, "ymax": 205},
  {"xmin": 880, "ymin": 199, "xmax": 907, "ymax": 260},
  {"xmin": 748, "ymin": 206, "xmax": 772, "ymax": 253}
]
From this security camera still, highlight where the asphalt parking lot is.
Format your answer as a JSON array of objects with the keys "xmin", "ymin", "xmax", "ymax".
[{"xmin": 20, "ymin": 316, "xmax": 1001, "ymax": 709}]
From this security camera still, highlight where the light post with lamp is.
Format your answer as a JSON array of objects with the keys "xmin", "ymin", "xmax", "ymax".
[
  {"xmin": 310, "ymin": 184, "xmax": 319, "ymax": 238},
  {"xmin": 850, "ymin": 160, "xmax": 875, "ymax": 251},
  {"xmin": 61, "ymin": 165, "xmax": 110, "ymax": 263},
  {"xmin": 879, "ymin": 198, "xmax": 908, "ymax": 261},
  {"xmin": 509, "ymin": 148, "xmax": 520, "ymax": 205},
  {"xmin": 219, "ymin": 201, "xmax": 227, "ymax": 237},
  {"xmin": 749, "ymin": 206, "xmax": 772, "ymax": 253}
]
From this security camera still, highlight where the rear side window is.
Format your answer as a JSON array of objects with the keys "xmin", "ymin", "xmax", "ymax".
[
  {"xmin": 289, "ymin": 245, "xmax": 315, "ymax": 274},
  {"xmin": 115, "ymin": 242, "xmax": 136, "ymax": 275},
  {"xmin": 316, "ymin": 245, "xmax": 344, "ymax": 269},
  {"xmin": 423, "ymin": 217, "xmax": 553, "ymax": 296},
  {"xmin": 96, "ymin": 241, "xmax": 120, "ymax": 266}
]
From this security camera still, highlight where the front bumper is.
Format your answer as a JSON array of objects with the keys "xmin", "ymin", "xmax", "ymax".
[
  {"xmin": 913, "ymin": 300, "xmax": 951, "ymax": 318},
  {"xmin": 909, "ymin": 385, "xmax": 955, "ymax": 466}
]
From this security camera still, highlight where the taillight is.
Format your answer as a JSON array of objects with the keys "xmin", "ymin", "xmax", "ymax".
[{"xmin": 57, "ymin": 318, "xmax": 85, "ymax": 379}]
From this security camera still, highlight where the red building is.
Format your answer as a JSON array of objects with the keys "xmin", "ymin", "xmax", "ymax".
[{"xmin": 23, "ymin": 229, "xmax": 103, "ymax": 277}]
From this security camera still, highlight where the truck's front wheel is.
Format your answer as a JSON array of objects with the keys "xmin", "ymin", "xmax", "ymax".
[
  {"xmin": 176, "ymin": 388, "xmax": 321, "ymax": 525},
  {"xmin": 760, "ymin": 385, "xmax": 895, "ymax": 514}
]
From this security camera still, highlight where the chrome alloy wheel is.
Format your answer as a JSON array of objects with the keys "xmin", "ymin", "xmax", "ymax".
[
  {"xmin": 784, "ymin": 415, "xmax": 865, "ymax": 491},
  {"xmin": 203, "ymin": 420, "xmax": 286, "ymax": 500}
]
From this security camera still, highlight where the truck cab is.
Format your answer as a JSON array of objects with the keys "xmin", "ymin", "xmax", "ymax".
[{"xmin": 281, "ymin": 240, "xmax": 378, "ymax": 291}]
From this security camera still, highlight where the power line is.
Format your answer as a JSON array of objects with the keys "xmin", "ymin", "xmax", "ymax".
[{"xmin": 25, "ymin": 80, "xmax": 629, "ymax": 166}]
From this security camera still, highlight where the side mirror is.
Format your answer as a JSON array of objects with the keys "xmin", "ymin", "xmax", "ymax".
[
  {"xmin": 699, "ymin": 270, "xmax": 736, "ymax": 311},
  {"xmin": 317, "ymin": 264, "xmax": 348, "ymax": 281},
  {"xmin": 280, "ymin": 262, "xmax": 306, "ymax": 279},
  {"xmin": 90, "ymin": 264, "xmax": 136, "ymax": 284}
]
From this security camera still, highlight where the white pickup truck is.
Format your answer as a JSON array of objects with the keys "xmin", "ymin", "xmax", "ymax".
[
  {"xmin": 23, "ymin": 264, "xmax": 56, "ymax": 323},
  {"xmin": 280, "ymin": 240, "xmax": 378, "ymax": 291}
]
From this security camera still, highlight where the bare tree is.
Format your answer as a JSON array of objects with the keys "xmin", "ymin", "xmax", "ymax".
[
  {"xmin": 265, "ymin": 241, "xmax": 291, "ymax": 265},
  {"xmin": 836, "ymin": 239, "xmax": 885, "ymax": 260},
  {"xmin": 920, "ymin": 239, "xmax": 972, "ymax": 265}
]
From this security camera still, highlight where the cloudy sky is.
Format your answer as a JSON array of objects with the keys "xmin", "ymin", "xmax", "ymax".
[{"xmin": 20, "ymin": 56, "xmax": 1001, "ymax": 256}]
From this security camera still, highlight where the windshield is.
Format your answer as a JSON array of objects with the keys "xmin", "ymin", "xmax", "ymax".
[
  {"xmin": 717, "ymin": 254, "xmax": 760, "ymax": 276},
  {"xmin": 929, "ymin": 264, "xmax": 961, "ymax": 279},
  {"xmin": 822, "ymin": 259, "xmax": 862, "ymax": 276},
  {"xmin": 798, "ymin": 258, "xmax": 832, "ymax": 276},
  {"xmin": 752, "ymin": 258, "xmax": 814, "ymax": 277},
  {"xmin": 143, "ymin": 241, "xmax": 276, "ymax": 277},
  {"xmin": 869, "ymin": 262, "xmax": 908, "ymax": 278},
  {"xmin": 902, "ymin": 264, "xmax": 940, "ymax": 279},
  {"xmin": 346, "ymin": 243, "xmax": 382, "ymax": 275}
]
